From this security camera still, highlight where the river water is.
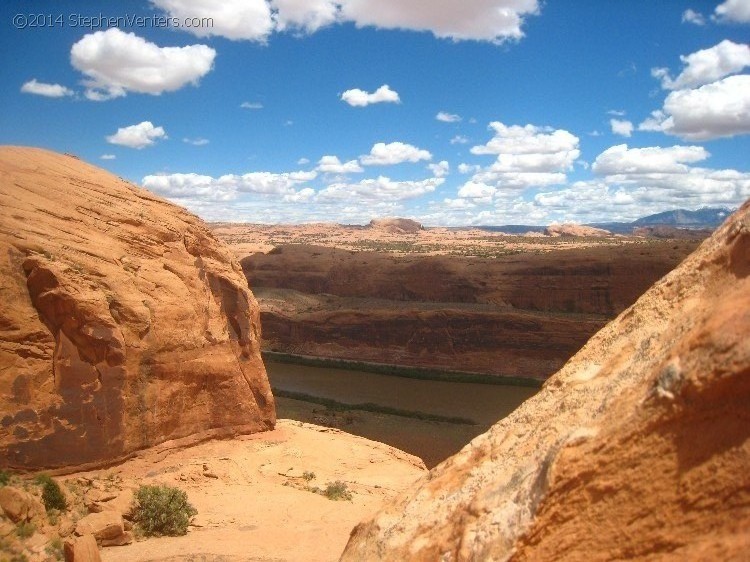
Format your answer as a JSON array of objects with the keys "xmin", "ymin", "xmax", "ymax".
[{"xmin": 265, "ymin": 360, "xmax": 538, "ymax": 467}]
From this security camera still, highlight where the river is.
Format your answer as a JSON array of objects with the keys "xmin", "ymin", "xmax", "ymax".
[{"xmin": 265, "ymin": 360, "xmax": 538, "ymax": 468}]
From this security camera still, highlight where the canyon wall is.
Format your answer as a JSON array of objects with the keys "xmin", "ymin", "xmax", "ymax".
[
  {"xmin": 243, "ymin": 241, "xmax": 698, "ymax": 378},
  {"xmin": 0, "ymin": 147, "xmax": 275, "ymax": 470}
]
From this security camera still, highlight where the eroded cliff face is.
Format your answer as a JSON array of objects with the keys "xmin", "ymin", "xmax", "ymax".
[
  {"xmin": 0, "ymin": 147, "xmax": 275, "ymax": 470},
  {"xmin": 341, "ymin": 201, "xmax": 749, "ymax": 560},
  {"xmin": 243, "ymin": 242, "xmax": 697, "ymax": 378}
]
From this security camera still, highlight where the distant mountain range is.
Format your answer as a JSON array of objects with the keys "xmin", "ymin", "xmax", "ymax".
[
  {"xmin": 590, "ymin": 207, "xmax": 733, "ymax": 234},
  {"xmin": 476, "ymin": 207, "xmax": 733, "ymax": 235}
]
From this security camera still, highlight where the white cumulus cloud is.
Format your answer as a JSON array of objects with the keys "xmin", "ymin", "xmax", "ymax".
[
  {"xmin": 151, "ymin": 0, "xmax": 274, "ymax": 41},
  {"xmin": 681, "ymin": 9, "xmax": 706, "ymax": 25},
  {"xmin": 240, "ymin": 101, "xmax": 264, "ymax": 109},
  {"xmin": 106, "ymin": 121, "xmax": 167, "ymax": 149},
  {"xmin": 319, "ymin": 176, "xmax": 443, "ymax": 201},
  {"xmin": 20, "ymin": 79, "xmax": 74, "ymax": 98},
  {"xmin": 143, "ymin": 169, "xmax": 317, "ymax": 202},
  {"xmin": 531, "ymin": 143, "xmax": 750, "ymax": 223},
  {"xmin": 428, "ymin": 160, "xmax": 450, "ymax": 178},
  {"xmin": 153, "ymin": 0, "xmax": 539, "ymax": 44},
  {"xmin": 592, "ymin": 144, "xmax": 710, "ymax": 176},
  {"xmin": 143, "ymin": 173, "xmax": 237, "ymax": 201},
  {"xmin": 341, "ymin": 84, "xmax": 400, "ymax": 107},
  {"xmin": 470, "ymin": 122, "xmax": 579, "ymax": 157},
  {"xmin": 652, "ymin": 40, "xmax": 750, "ymax": 90},
  {"xmin": 70, "ymin": 28, "xmax": 215, "ymax": 100},
  {"xmin": 458, "ymin": 163, "xmax": 481, "ymax": 174},
  {"xmin": 714, "ymin": 0, "xmax": 750, "ymax": 23},
  {"xmin": 436, "ymin": 111, "xmax": 461, "ymax": 123},
  {"xmin": 272, "ymin": 0, "xmax": 338, "ymax": 32},
  {"xmin": 461, "ymin": 122, "xmax": 579, "ymax": 194},
  {"xmin": 640, "ymin": 75, "xmax": 750, "ymax": 140},
  {"xmin": 457, "ymin": 181, "xmax": 496, "ymax": 200},
  {"xmin": 610, "ymin": 119, "xmax": 634, "ymax": 137},
  {"xmin": 360, "ymin": 142, "xmax": 432, "ymax": 166},
  {"xmin": 316, "ymin": 155, "xmax": 364, "ymax": 174},
  {"xmin": 100, "ymin": 154, "xmax": 116, "ymax": 160},
  {"xmin": 338, "ymin": 0, "xmax": 539, "ymax": 44}
]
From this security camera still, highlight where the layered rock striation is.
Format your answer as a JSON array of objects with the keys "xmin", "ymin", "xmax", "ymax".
[
  {"xmin": 243, "ymin": 241, "xmax": 697, "ymax": 378},
  {"xmin": 341, "ymin": 201, "xmax": 749, "ymax": 560},
  {"xmin": 0, "ymin": 147, "xmax": 275, "ymax": 470}
]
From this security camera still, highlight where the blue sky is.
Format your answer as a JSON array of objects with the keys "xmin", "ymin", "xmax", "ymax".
[{"xmin": 1, "ymin": 0, "xmax": 749, "ymax": 225}]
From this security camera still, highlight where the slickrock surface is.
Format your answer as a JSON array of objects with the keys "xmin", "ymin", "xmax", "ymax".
[
  {"xmin": 341, "ymin": 201, "xmax": 749, "ymax": 560},
  {"xmin": 0, "ymin": 147, "xmax": 274, "ymax": 470},
  {"xmin": 96, "ymin": 419, "xmax": 426, "ymax": 562}
]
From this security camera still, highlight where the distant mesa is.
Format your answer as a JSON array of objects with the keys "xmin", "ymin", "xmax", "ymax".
[
  {"xmin": 0, "ymin": 146, "xmax": 275, "ymax": 471},
  {"xmin": 367, "ymin": 217, "xmax": 424, "ymax": 234},
  {"xmin": 544, "ymin": 223, "xmax": 611, "ymax": 237}
]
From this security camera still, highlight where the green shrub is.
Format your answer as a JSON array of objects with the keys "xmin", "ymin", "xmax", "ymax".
[
  {"xmin": 0, "ymin": 469, "xmax": 10, "ymax": 486},
  {"xmin": 45, "ymin": 537, "xmax": 64, "ymax": 561},
  {"xmin": 302, "ymin": 471, "xmax": 316, "ymax": 482},
  {"xmin": 34, "ymin": 474, "xmax": 67, "ymax": 512},
  {"xmin": 132, "ymin": 485, "xmax": 197, "ymax": 537},
  {"xmin": 323, "ymin": 481, "xmax": 352, "ymax": 501},
  {"xmin": 15, "ymin": 521, "xmax": 35, "ymax": 539}
]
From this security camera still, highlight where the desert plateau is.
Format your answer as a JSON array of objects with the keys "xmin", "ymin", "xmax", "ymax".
[{"xmin": 3, "ymin": 1, "xmax": 750, "ymax": 561}]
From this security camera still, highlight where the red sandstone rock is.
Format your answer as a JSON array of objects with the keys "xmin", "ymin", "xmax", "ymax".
[
  {"xmin": 545, "ymin": 223, "xmax": 611, "ymax": 237},
  {"xmin": 341, "ymin": 200, "xmax": 750, "ymax": 560},
  {"xmin": 75, "ymin": 510, "xmax": 124, "ymax": 540},
  {"xmin": 243, "ymin": 241, "xmax": 697, "ymax": 378},
  {"xmin": 64, "ymin": 534, "xmax": 101, "ymax": 562},
  {"xmin": 0, "ymin": 486, "xmax": 45, "ymax": 523},
  {"xmin": 368, "ymin": 218, "xmax": 423, "ymax": 234},
  {"xmin": 0, "ymin": 147, "xmax": 275, "ymax": 471}
]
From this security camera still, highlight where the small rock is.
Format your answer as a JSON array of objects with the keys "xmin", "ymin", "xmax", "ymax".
[
  {"xmin": 105, "ymin": 489, "xmax": 134, "ymax": 518},
  {"xmin": 85, "ymin": 489, "xmax": 117, "ymax": 505},
  {"xmin": 100, "ymin": 530, "xmax": 133, "ymax": 547},
  {"xmin": 75, "ymin": 511, "xmax": 124, "ymax": 540},
  {"xmin": 58, "ymin": 515, "xmax": 76, "ymax": 538},
  {"xmin": 64, "ymin": 534, "xmax": 102, "ymax": 562}
]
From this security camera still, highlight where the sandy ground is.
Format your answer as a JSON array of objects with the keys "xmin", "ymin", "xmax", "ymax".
[{"xmin": 86, "ymin": 420, "xmax": 426, "ymax": 562}]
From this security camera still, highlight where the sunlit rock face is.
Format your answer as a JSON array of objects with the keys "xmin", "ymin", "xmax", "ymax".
[{"xmin": 0, "ymin": 146, "xmax": 275, "ymax": 470}]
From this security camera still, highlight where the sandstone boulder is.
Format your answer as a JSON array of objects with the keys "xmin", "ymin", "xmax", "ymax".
[
  {"xmin": 0, "ymin": 486, "xmax": 45, "ymax": 523},
  {"xmin": 75, "ymin": 511, "xmax": 124, "ymax": 541},
  {"xmin": 64, "ymin": 534, "xmax": 101, "ymax": 562},
  {"xmin": 342, "ymin": 200, "xmax": 750, "ymax": 560},
  {"xmin": 0, "ymin": 147, "xmax": 275, "ymax": 470}
]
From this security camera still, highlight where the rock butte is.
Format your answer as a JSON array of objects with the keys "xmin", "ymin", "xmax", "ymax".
[
  {"xmin": 0, "ymin": 146, "xmax": 275, "ymax": 471},
  {"xmin": 368, "ymin": 218, "xmax": 424, "ymax": 234},
  {"xmin": 342, "ymin": 200, "xmax": 750, "ymax": 560},
  {"xmin": 544, "ymin": 223, "xmax": 611, "ymax": 237}
]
